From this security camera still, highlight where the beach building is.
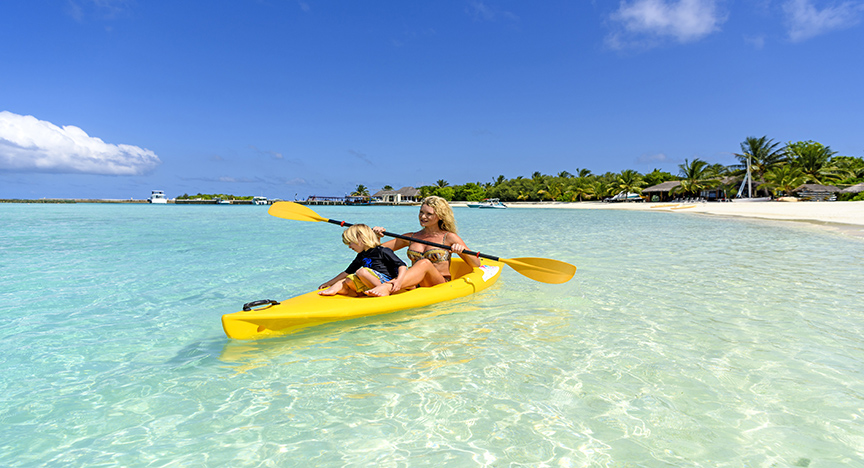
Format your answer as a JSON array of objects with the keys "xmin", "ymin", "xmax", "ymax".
[
  {"xmin": 372, "ymin": 187, "xmax": 420, "ymax": 204},
  {"xmin": 641, "ymin": 181, "xmax": 681, "ymax": 202},
  {"xmin": 840, "ymin": 183, "xmax": 864, "ymax": 195},
  {"xmin": 642, "ymin": 176, "xmax": 743, "ymax": 202},
  {"xmin": 792, "ymin": 184, "xmax": 840, "ymax": 201}
]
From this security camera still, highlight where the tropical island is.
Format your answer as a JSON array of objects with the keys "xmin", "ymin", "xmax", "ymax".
[
  {"xmin": 352, "ymin": 137, "xmax": 864, "ymax": 203},
  {"xmin": 175, "ymin": 193, "xmax": 256, "ymax": 201}
]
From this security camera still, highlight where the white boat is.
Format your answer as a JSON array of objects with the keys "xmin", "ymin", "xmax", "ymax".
[
  {"xmin": 607, "ymin": 191, "xmax": 643, "ymax": 202},
  {"xmin": 468, "ymin": 198, "xmax": 507, "ymax": 209},
  {"xmin": 215, "ymin": 198, "xmax": 231, "ymax": 205},
  {"xmin": 148, "ymin": 190, "xmax": 168, "ymax": 204},
  {"xmin": 253, "ymin": 196, "xmax": 269, "ymax": 205}
]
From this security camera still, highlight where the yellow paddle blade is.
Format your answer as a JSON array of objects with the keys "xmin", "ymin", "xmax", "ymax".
[
  {"xmin": 268, "ymin": 201, "xmax": 328, "ymax": 222},
  {"xmin": 501, "ymin": 257, "xmax": 576, "ymax": 284}
]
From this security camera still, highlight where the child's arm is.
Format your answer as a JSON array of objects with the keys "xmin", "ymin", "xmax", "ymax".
[{"xmin": 319, "ymin": 271, "xmax": 348, "ymax": 290}]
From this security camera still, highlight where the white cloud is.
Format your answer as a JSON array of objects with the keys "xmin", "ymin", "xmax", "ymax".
[
  {"xmin": 783, "ymin": 0, "xmax": 864, "ymax": 41},
  {"xmin": 0, "ymin": 111, "xmax": 161, "ymax": 175},
  {"xmin": 466, "ymin": 1, "xmax": 519, "ymax": 22},
  {"xmin": 744, "ymin": 34, "xmax": 766, "ymax": 49},
  {"xmin": 608, "ymin": 0, "xmax": 725, "ymax": 48},
  {"xmin": 636, "ymin": 152, "xmax": 675, "ymax": 164}
]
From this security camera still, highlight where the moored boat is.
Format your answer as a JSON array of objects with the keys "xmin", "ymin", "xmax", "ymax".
[
  {"xmin": 468, "ymin": 198, "xmax": 507, "ymax": 209},
  {"xmin": 253, "ymin": 196, "xmax": 269, "ymax": 205},
  {"xmin": 222, "ymin": 258, "xmax": 502, "ymax": 340},
  {"xmin": 148, "ymin": 190, "xmax": 168, "ymax": 203}
]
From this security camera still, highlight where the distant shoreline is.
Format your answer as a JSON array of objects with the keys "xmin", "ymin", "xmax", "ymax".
[
  {"xmin": 0, "ymin": 199, "xmax": 146, "ymax": 204},
  {"xmin": 451, "ymin": 200, "xmax": 864, "ymax": 234},
  {"xmin": 4, "ymin": 198, "xmax": 862, "ymax": 235}
]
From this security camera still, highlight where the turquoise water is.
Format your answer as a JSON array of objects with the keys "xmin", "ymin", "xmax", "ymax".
[{"xmin": 2, "ymin": 203, "xmax": 863, "ymax": 467}]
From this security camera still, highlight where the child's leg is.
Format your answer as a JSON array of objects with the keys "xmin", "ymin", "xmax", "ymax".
[
  {"xmin": 318, "ymin": 277, "xmax": 355, "ymax": 296},
  {"xmin": 366, "ymin": 260, "xmax": 444, "ymax": 297},
  {"xmin": 355, "ymin": 267, "xmax": 385, "ymax": 290}
]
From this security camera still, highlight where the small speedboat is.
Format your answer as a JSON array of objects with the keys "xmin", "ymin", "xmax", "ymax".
[
  {"xmin": 468, "ymin": 198, "xmax": 507, "ymax": 209},
  {"xmin": 148, "ymin": 190, "xmax": 168, "ymax": 204}
]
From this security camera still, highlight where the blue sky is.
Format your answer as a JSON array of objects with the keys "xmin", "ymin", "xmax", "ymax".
[{"xmin": 2, "ymin": 0, "xmax": 863, "ymax": 200}]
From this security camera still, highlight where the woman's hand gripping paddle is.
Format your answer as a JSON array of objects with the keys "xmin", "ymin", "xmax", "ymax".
[{"xmin": 268, "ymin": 201, "xmax": 576, "ymax": 284}]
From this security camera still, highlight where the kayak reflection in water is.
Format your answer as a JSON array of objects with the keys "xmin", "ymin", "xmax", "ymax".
[
  {"xmin": 368, "ymin": 196, "xmax": 481, "ymax": 297},
  {"xmin": 318, "ymin": 224, "xmax": 407, "ymax": 297}
]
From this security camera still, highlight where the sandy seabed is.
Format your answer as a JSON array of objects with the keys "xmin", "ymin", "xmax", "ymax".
[{"xmin": 453, "ymin": 200, "xmax": 864, "ymax": 236}]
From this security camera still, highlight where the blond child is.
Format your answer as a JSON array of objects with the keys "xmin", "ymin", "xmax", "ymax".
[{"xmin": 318, "ymin": 224, "xmax": 407, "ymax": 297}]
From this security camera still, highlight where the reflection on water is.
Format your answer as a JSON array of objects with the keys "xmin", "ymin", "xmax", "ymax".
[{"xmin": 1, "ymin": 204, "xmax": 863, "ymax": 467}]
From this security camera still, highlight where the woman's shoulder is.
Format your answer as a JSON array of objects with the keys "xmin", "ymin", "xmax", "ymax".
[{"xmin": 442, "ymin": 230, "xmax": 461, "ymax": 241}]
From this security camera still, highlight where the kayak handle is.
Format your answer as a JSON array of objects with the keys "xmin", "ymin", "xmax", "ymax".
[{"xmin": 242, "ymin": 299, "xmax": 280, "ymax": 311}]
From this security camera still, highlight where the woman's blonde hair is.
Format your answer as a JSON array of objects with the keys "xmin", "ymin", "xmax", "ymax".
[
  {"xmin": 342, "ymin": 224, "xmax": 380, "ymax": 250},
  {"xmin": 422, "ymin": 196, "xmax": 457, "ymax": 233}
]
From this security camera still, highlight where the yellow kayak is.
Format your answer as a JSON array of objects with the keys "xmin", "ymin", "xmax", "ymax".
[{"xmin": 222, "ymin": 258, "xmax": 502, "ymax": 340}]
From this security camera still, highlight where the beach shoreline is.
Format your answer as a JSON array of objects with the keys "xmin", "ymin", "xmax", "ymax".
[{"xmin": 452, "ymin": 200, "xmax": 864, "ymax": 235}]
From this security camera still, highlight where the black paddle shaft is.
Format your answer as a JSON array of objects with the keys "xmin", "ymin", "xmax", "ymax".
[{"xmin": 324, "ymin": 218, "xmax": 500, "ymax": 262}]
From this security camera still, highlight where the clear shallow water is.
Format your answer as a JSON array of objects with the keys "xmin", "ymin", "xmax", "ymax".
[{"xmin": 1, "ymin": 203, "xmax": 863, "ymax": 467}]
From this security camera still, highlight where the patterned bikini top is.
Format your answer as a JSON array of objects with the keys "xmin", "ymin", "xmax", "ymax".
[{"xmin": 405, "ymin": 234, "xmax": 451, "ymax": 265}]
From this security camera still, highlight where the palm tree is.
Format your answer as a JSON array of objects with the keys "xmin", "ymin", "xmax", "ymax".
[
  {"xmin": 735, "ymin": 136, "xmax": 786, "ymax": 179},
  {"xmin": 352, "ymin": 185, "xmax": 370, "ymax": 196},
  {"xmin": 537, "ymin": 181, "xmax": 564, "ymax": 201},
  {"xmin": 565, "ymin": 178, "xmax": 594, "ymax": 201},
  {"xmin": 643, "ymin": 168, "xmax": 676, "ymax": 187},
  {"xmin": 823, "ymin": 156, "xmax": 864, "ymax": 183},
  {"xmin": 435, "ymin": 179, "xmax": 449, "ymax": 188},
  {"xmin": 705, "ymin": 163, "xmax": 729, "ymax": 177},
  {"xmin": 759, "ymin": 165, "xmax": 806, "ymax": 197},
  {"xmin": 786, "ymin": 140, "xmax": 836, "ymax": 183},
  {"xmin": 590, "ymin": 179, "xmax": 610, "ymax": 201},
  {"xmin": 383, "ymin": 185, "xmax": 394, "ymax": 191},
  {"xmin": 612, "ymin": 169, "xmax": 645, "ymax": 197},
  {"xmin": 674, "ymin": 158, "xmax": 717, "ymax": 197}
]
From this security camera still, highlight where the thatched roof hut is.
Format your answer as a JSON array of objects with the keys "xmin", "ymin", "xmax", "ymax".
[
  {"xmin": 641, "ymin": 181, "xmax": 680, "ymax": 202},
  {"xmin": 792, "ymin": 183, "xmax": 840, "ymax": 201},
  {"xmin": 642, "ymin": 181, "xmax": 681, "ymax": 193},
  {"xmin": 840, "ymin": 183, "xmax": 864, "ymax": 194},
  {"xmin": 793, "ymin": 183, "xmax": 840, "ymax": 192}
]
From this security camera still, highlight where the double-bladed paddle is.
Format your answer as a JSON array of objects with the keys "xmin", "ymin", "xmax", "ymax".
[{"xmin": 268, "ymin": 201, "xmax": 576, "ymax": 284}]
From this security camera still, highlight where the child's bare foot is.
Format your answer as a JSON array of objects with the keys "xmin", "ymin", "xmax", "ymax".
[
  {"xmin": 364, "ymin": 283, "xmax": 392, "ymax": 297},
  {"xmin": 318, "ymin": 285, "xmax": 340, "ymax": 296}
]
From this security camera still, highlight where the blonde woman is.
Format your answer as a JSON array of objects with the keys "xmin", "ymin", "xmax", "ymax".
[
  {"xmin": 319, "ymin": 224, "xmax": 407, "ymax": 297},
  {"xmin": 366, "ymin": 196, "xmax": 481, "ymax": 297}
]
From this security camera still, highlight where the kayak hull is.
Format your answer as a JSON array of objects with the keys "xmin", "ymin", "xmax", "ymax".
[{"xmin": 222, "ymin": 258, "xmax": 502, "ymax": 340}]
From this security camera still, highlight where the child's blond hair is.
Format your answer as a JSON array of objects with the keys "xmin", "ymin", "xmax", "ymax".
[{"xmin": 342, "ymin": 224, "xmax": 380, "ymax": 250}]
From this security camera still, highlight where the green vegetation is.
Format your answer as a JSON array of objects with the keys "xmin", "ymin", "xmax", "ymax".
[
  {"xmin": 176, "ymin": 193, "xmax": 254, "ymax": 201},
  {"xmin": 400, "ymin": 136, "xmax": 864, "ymax": 202},
  {"xmin": 351, "ymin": 185, "xmax": 370, "ymax": 196}
]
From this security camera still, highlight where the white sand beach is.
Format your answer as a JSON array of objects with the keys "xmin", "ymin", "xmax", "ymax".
[{"xmin": 454, "ymin": 200, "xmax": 864, "ymax": 233}]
